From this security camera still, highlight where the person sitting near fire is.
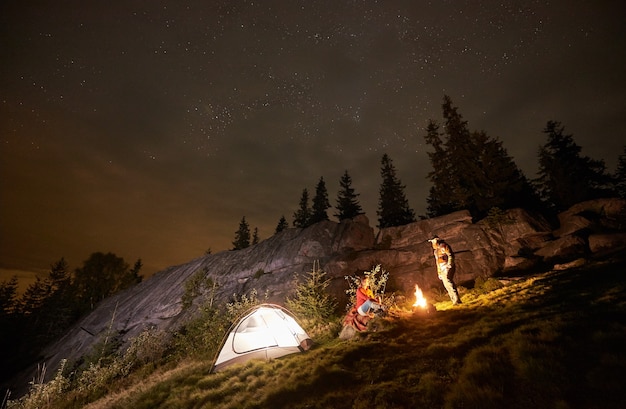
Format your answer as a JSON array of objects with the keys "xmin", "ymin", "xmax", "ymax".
[
  {"xmin": 428, "ymin": 235, "xmax": 462, "ymax": 305},
  {"xmin": 355, "ymin": 276, "xmax": 384, "ymax": 317}
]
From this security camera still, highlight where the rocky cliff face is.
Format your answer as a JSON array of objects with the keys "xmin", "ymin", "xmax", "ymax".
[{"xmin": 26, "ymin": 198, "xmax": 626, "ymax": 385}]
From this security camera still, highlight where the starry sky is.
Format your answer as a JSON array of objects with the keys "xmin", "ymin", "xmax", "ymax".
[{"xmin": 2, "ymin": 0, "xmax": 625, "ymax": 287}]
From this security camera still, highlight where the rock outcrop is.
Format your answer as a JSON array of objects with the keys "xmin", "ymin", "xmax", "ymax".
[{"xmin": 20, "ymin": 198, "xmax": 626, "ymax": 387}]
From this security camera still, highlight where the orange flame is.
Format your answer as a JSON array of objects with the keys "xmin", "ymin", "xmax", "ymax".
[{"xmin": 413, "ymin": 284, "xmax": 427, "ymax": 308}]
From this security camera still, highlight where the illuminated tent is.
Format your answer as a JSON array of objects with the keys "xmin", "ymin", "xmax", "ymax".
[{"xmin": 211, "ymin": 303, "xmax": 313, "ymax": 372}]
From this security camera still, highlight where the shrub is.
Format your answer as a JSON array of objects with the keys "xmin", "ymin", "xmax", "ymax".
[
  {"xmin": 225, "ymin": 288, "xmax": 267, "ymax": 321},
  {"xmin": 344, "ymin": 264, "xmax": 390, "ymax": 310},
  {"xmin": 168, "ymin": 305, "xmax": 230, "ymax": 361},
  {"xmin": 182, "ymin": 268, "xmax": 218, "ymax": 310},
  {"xmin": 286, "ymin": 262, "xmax": 337, "ymax": 322},
  {"xmin": 124, "ymin": 326, "xmax": 168, "ymax": 367},
  {"xmin": 7, "ymin": 360, "xmax": 69, "ymax": 409}
]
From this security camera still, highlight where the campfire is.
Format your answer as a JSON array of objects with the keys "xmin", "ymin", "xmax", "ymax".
[
  {"xmin": 412, "ymin": 284, "xmax": 427, "ymax": 308},
  {"xmin": 412, "ymin": 284, "xmax": 434, "ymax": 314}
]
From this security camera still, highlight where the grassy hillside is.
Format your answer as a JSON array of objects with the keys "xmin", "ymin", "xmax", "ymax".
[{"xmin": 11, "ymin": 257, "xmax": 626, "ymax": 409}]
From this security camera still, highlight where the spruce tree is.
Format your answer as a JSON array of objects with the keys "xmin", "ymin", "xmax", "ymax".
[
  {"xmin": 0, "ymin": 276, "xmax": 27, "ymax": 383},
  {"xmin": 310, "ymin": 176, "xmax": 331, "ymax": 224},
  {"xmin": 424, "ymin": 120, "xmax": 459, "ymax": 217},
  {"xmin": 293, "ymin": 188, "xmax": 312, "ymax": 228},
  {"xmin": 425, "ymin": 95, "xmax": 541, "ymax": 219},
  {"xmin": 232, "ymin": 216, "xmax": 251, "ymax": 250},
  {"xmin": 252, "ymin": 227, "xmax": 260, "ymax": 245},
  {"xmin": 275, "ymin": 215, "xmax": 289, "ymax": 233},
  {"xmin": 470, "ymin": 130, "xmax": 541, "ymax": 217},
  {"xmin": 335, "ymin": 170, "xmax": 363, "ymax": 220},
  {"xmin": 0, "ymin": 276, "xmax": 20, "ymax": 354},
  {"xmin": 440, "ymin": 95, "xmax": 479, "ymax": 213},
  {"xmin": 286, "ymin": 261, "xmax": 336, "ymax": 321},
  {"xmin": 377, "ymin": 153, "xmax": 416, "ymax": 228},
  {"xmin": 47, "ymin": 258, "xmax": 72, "ymax": 294},
  {"xmin": 20, "ymin": 258, "xmax": 76, "ymax": 350},
  {"xmin": 535, "ymin": 121, "xmax": 614, "ymax": 212},
  {"xmin": 0, "ymin": 276, "xmax": 19, "ymax": 317},
  {"xmin": 16, "ymin": 259, "xmax": 70, "ymax": 319},
  {"xmin": 38, "ymin": 258, "xmax": 74, "ymax": 335},
  {"xmin": 18, "ymin": 276, "xmax": 50, "ymax": 316}
]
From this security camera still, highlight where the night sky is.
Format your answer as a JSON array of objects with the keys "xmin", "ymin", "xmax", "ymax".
[{"xmin": 2, "ymin": 1, "xmax": 625, "ymax": 286}]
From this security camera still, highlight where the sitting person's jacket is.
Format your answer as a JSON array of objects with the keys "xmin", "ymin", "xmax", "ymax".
[{"xmin": 356, "ymin": 286, "xmax": 376, "ymax": 309}]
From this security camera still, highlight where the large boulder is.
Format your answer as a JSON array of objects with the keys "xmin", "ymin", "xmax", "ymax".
[
  {"xmin": 325, "ymin": 208, "xmax": 553, "ymax": 300},
  {"xmin": 375, "ymin": 210, "xmax": 473, "ymax": 249},
  {"xmin": 588, "ymin": 233, "xmax": 626, "ymax": 256},
  {"xmin": 331, "ymin": 214, "xmax": 376, "ymax": 252},
  {"xmin": 489, "ymin": 208, "xmax": 553, "ymax": 266},
  {"xmin": 555, "ymin": 198, "xmax": 626, "ymax": 237},
  {"xmin": 534, "ymin": 235, "xmax": 589, "ymax": 264},
  {"xmin": 546, "ymin": 198, "xmax": 626, "ymax": 262}
]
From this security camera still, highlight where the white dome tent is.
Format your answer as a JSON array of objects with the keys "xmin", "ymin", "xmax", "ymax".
[{"xmin": 211, "ymin": 303, "xmax": 313, "ymax": 372}]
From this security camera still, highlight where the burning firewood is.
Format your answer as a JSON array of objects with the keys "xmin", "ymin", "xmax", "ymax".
[{"xmin": 412, "ymin": 284, "xmax": 436, "ymax": 315}]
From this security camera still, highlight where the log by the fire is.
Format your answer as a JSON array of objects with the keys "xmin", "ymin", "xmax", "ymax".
[{"xmin": 412, "ymin": 303, "xmax": 436, "ymax": 315}]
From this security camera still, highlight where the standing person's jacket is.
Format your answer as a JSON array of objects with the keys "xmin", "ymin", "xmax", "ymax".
[{"xmin": 434, "ymin": 241, "xmax": 454, "ymax": 270}]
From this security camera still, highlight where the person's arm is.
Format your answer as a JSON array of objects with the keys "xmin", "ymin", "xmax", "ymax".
[
  {"xmin": 443, "ymin": 245, "xmax": 453, "ymax": 268},
  {"xmin": 356, "ymin": 287, "xmax": 367, "ymax": 307}
]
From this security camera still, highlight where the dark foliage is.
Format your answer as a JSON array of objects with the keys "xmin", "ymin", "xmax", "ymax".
[
  {"xmin": 232, "ymin": 216, "xmax": 251, "ymax": 250},
  {"xmin": 72, "ymin": 252, "xmax": 142, "ymax": 314},
  {"xmin": 252, "ymin": 227, "xmax": 260, "ymax": 245},
  {"xmin": 0, "ymin": 276, "xmax": 19, "ymax": 317},
  {"xmin": 425, "ymin": 95, "xmax": 542, "ymax": 219},
  {"xmin": 310, "ymin": 176, "xmax": 331, "ymax": 224},
  {"xmin": 293, "ymin": 188, "xmax": 312, "ymax": 228},
  {"xmin": 0, "ymin": 254, "xmax": 142, "ymax": 387},
  {"xmin": 275, "ymin": 215, "xmax": 289, "ymax": 233},
  {"xmin": 534, "ymin": 121, "xmax": 616, "ymax": 213},
  {"xmin": 424, "ymin": 120, "xmax": 462, "ymax": 216},
  {"xmin": 335, "ymin": 170, "xmax": 364, "ymax": 220},
  {"xmin": 377, "ymin": 153, "xmax": 416, "ymax": 228}
]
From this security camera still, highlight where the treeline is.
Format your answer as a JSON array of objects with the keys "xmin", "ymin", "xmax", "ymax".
[
  {"xmin": 231, "ymin": 153, "xmax": 418, "ymax": 249},
  {"xmin": 425, "ymin": 96, "xmax": 622, "ymax": 219},
  {"xmin": 0, "ymin": 253, "xmax": 142, "ymax": 384},
  {"xmin": 232, "ymin": 95, "xmax": 626, "ymax": 249}
]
